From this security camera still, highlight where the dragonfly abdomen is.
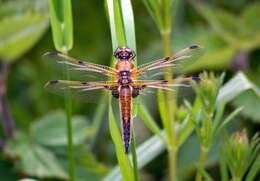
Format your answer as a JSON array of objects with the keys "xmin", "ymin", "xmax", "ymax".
[{"xmin": 119, "ymin": 86, "xmax": 132, "ymax": 154}]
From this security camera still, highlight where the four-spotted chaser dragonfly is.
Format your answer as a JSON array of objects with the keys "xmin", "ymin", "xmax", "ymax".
[{"xmin": 43, "ymin": 45, "xmax": 202, "ymax": 154}]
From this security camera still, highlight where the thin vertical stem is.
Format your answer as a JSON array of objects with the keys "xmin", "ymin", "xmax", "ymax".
[
  {"xmin": 162, "ymin": 30, "xmax": 178, "ymax": 181},
  {"xmin": 0, "ymin": 61, "xmax": 14, "ymax": 139},
  {"xmin": 196, "ymin": 147, "xmax": 209, "ymax": 181},
  {"xmin": 232, "ymin": 177, "xmax": 241, "ymax": 181},
  {"xmin": 64, "ymin": 52, "xmax": 75, "ymax": 181}
]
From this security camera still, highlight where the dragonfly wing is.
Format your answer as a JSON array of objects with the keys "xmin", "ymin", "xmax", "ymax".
[
  {"xmin": 132, "ymin": 78, "xmax": 199, "ymax": 102},
  {"xmin": 45, "ymin": 80, "xmax": 119, "ymax": 103},
  {"xmin": 134, "ymin": 45, "xmax": 204, "ymax": 80},
  {"xmin": 43, "ymin": 52, "xmax": 117, "ymax": 81}
]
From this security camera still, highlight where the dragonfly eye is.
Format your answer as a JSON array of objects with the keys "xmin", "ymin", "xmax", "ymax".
[{"xmin": 114, "ymin": 47, "xmax": 136, "ymax": 60}]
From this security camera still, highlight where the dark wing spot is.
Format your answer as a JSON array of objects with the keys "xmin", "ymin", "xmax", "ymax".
[
  {"xmin": 78, "ymin": 61, "xmax": 85, "ymax": 65},
  {"xmin": 49, "ymin": 80, "xmax": 58, "ymax": 84},
  {"xmin": 48, "ymin": 52, "xmax": 58, "ymax": 56},
  {"xmin": 163, "ymin": 57, "xmax": 170, "ymax": 62},
  {"xmin": 189, "ymin": 45, "xmax": 198, "ymax": 49},
  {"xmin": 161, "ymin": 80, "xmax": 168, "ymax": 84},
  {"xmin": 192, "ymin": 77, "xmax": 200, "ymax": 81},
  {"xmin": 81, "ymin": 82, "xmax": 88, "ymax": 85}
]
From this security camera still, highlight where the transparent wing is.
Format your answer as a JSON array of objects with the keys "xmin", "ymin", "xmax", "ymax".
[
  {"xmin": 132, "ymin": 77, "xmax": 199, "ymax": 103},
  {"xmin": 43, "ymin": 52, "xmax": 117, "ymax": 81},
  {"xmin": 133, "ymin": 45, "xmax": 204, "ymax": 80},
  {"xmin": 45, "ymin": 80, "xmax": 119, "ymax": 103}
]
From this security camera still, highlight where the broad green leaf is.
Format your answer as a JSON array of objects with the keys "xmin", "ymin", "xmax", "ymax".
[
  {"xmin": 30, "ymin": 111, "xmax": 93, "ymax": 146},
  {"xmin": 0, "ymin": 13, "xmax": 48, "ymax": 61},
  {"xmin": 103, "ymin": 130, "xmax": 166, "ymax": 181},
  {"xmin": 217, "ymin": 72, "xmax": 260, "ymax": 122},
  {"xmin": 193, "ymin": 3, "xmax": 238, "ymax": 47},
  {"xmin": 241, "ymin": 3, "xmax": 260, "ymax": 35},
  {"xmin": 194, "ymin": 2, "xmax": 260, "ymax": 51},
  {"xmin": 6, "ymin": 133, "xmax": 67, "ymax": 179},
  {"xmin": 169, "ymin": 27, "xmax": 236, "ymax": 73},
  {"xmin": 48, "ymin": 0, "xmax": 73, "ymax": 52}
]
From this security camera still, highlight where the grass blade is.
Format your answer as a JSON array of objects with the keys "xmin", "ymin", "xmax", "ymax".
[
  {"xmin": 131, "ymin": 129, "xmax": 139, "ymax": 181},
  {"xmin": 103, "ymin": 130, "xmax": 167, "ymax": 181},
  {"xmin": 138, "ymin": 104, "xmax": 168, "ymax": 146},
  {"xmin": 48, "ymin": 0, "xmax": 73, "ymax": 52},
  {"xmin": 219, "ymin": 144, "xmax": 229, "ymax": 181},
  {"xmin": 109, "ymin": 102, "xmax": 134, "ymax": 181},
  {"xmin": 48, "ymin": 0, "xmax": 74, "ymax": 180},
  {"xmin": 193, "ymin": 163, "xmax": 213, "ymax": 181},
  {"xmin": 106, "ymin": 0, "xmax": 138, "ymax": 179},
  {"xmin": 245, "ymin": 152, "xmax": 260, "ymax": 181}
]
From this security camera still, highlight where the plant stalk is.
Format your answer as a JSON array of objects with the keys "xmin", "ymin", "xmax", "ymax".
[
  {"xmin": 232, "ymin": 177, "xmax": 241, "ymax": 181},
  {"xmin": 64, "ymin": 53, "xmax": 75, "ymax": 181},
  {"xmin": 162, "ymin": 30, "xmax": 178, "ymax": 181},
  {"xmin": 196, "ymin": 147, "xmax": 209, "ymax": 181}
]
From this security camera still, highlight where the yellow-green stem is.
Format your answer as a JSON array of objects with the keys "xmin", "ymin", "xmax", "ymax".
[
  {"xmin": 232, "ymin": 177, "xmax": 241, "ymax": 181},
  {"xmin": 196, "ymin": 147, "xmax": 209, "ymax": 181},
  {"xmin": 162, "ymin": 30, "xmax": 178, "ymax": 181},
  {"xmin": 64, "ymin": 52, "xmax": 75, "ymax": 181},
  {"xmin": 168, "ymin": 146, "xmax": 178, "ymax": 181}
]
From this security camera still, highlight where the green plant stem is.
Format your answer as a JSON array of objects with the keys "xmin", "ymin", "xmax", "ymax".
[
  {"xmin": 162, "ymin": 30, "xmax": 178, "ymax": 181},
  {"xmin": 196, "ymin": 147, "xmax": 209, "ymax": 181},
  {"xmin": 168, "ymin": 146, "xmax": 178, "ymax": 181},
  {"xmin": 162, "ymin": 30, "xmax": 171, "ymax": 59},
  {"xmin": 64, "ymin": 53, "xmax": 75, "ymax": 181},
  {"xmin": 232, "ymin": 178, "xmax": 241, "ymax": 181}
]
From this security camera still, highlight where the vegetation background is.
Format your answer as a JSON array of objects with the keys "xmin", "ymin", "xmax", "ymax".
[{"xmin": 0, "ymin": 0, "xmax": 259, "ymax": 181}]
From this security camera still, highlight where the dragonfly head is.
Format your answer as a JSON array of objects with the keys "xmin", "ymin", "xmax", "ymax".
[{"xmin": 114, "ymin": 47, "xmax": 136, "ymax": 60}]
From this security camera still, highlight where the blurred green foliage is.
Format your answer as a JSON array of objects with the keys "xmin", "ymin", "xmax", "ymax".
[{"xmin": 0, "ymin": 0, "xmax": 259, "ymax": 180}]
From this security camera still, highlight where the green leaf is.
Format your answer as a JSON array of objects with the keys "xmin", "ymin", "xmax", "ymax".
[
  {"xmin": 0, "ymin": 13, "xmax": 48, "ymax": 61},
  {"xmin": 103, "ymin": 130, "xmax": 167, "ymax": 181},
  {"xmin": 30, "ymin": 111, "xmax": 93, "ymax": 146},
  {"xmin": 108, "ymin": 103, "xmax": 134, "ymax": 181},
  {"xmin": 213, "ymin": 107, "xmax": 243, "ymax": 144},
  {"xmin": 194, "ymin": 2, "xmax": 260, "ymax": 51},
  {"xmin": 242, "ymin": 3, "xmax": 260, "ymax": 32},
  {"xmin": 137, "ymin": 104, "xmax": 168, "ymax": 146},
  {"xmin": 6, "ymin": 133, "xmax": 67, "ymax": 179},
  {"xmin": 106, "ymin": 0, "xmax": 137, "ymax": 180},
  {"xmin": 193, "ymin": 163, "xmax": 213, "ymax": 181},
  {"xmin": 217, "ymin": 72, "xmax": 260, "ymax": 122},
  {"xmin": 219, "ymin": 145, "xmax": 229, "ymax": 181},
  {"xmin": 245, "ymin": 152, "xmax": 260, "ymax": 181},
  {"xmin": 48, "ymin": 0, "xmax": 73, "ymax": 53}
]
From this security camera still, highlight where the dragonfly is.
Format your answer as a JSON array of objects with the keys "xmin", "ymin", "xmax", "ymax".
[{"xmin": 43, "ymin": 45, "xmax": 203, "ymax": 154}]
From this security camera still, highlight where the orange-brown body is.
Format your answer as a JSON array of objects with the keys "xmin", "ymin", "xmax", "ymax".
[
  {"xmin": 115, "ymin": 58, "xmax": 135, "ymax": 154},
  {"xmin": 113, "ymin": 46, "xmax": 136, "ymax": 154}
]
